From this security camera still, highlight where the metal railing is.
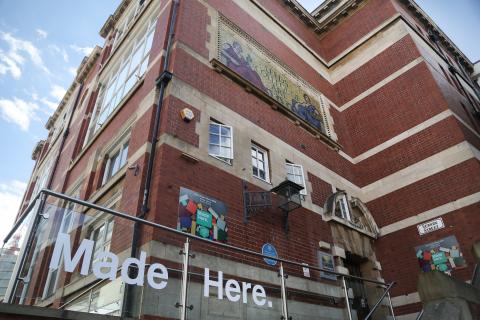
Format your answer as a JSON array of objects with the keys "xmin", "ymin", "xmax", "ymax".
[{"xmin": 2, "ymin": 189, "xmax": 397, "ymax": 319}]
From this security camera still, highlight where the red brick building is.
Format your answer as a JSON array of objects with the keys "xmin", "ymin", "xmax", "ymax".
[{"xmin": 2, "ymin": 0, "xmax": 479, "ymax": 319}]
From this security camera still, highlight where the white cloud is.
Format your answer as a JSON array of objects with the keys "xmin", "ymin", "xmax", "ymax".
[
  {"xmin": 0, "ymin": 97, "xmax": 39, "ymax": 131},
  {"xmin": 40, "ymin": 98, "xmax": 58, "ymax": 111},
  {"xmin": 35, "ymin": 28, "xmax": 48, "ymax": 39},
  {"xmin": 49, "ymin": 44, "xmax": 69, "ymax": 63},
  {"xmin": 70, "ymin": 44, "xmax": 94, "ymax": 56},
  {"xmin": 67, "ymin": 67, "xmax": 77, "ymax": 77},
  {"xmin": 50, "ymin": 85, "xmax": 66, "ymax": 101},
  {"xmin": 0, "ymin": 180, "xmax": 27, "ymax": 242},
  {"xmin": 0, "ymin": 31, "xmax": 50, "ymax": 78},
  {"xmin": 0, "ymin": 49, "xmax": 22, "ymax": 79}
]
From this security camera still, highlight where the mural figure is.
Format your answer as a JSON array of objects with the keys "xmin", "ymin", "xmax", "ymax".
[
  {"xmin": 221, "ymin": 41, "xmax": 268, "ymax": 92},
  {"xmin": 291, "ymin": 94, "xmax": 323, "ymax": 131}
]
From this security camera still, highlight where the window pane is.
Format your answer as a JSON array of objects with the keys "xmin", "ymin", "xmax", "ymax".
[
  {"xmin": 209, "ymin": 123, "xmax": 219, "ymax": 134},
  {"xmin": 251, "ymin": 157, "xmax": 257, "ymax": 167},
  {"xmin": 260, "ymin": 170, "xmax": 266, "ymax": 180},
  {"xmin": 144, "ymin": 29, "xmax": 155, "ymax": 56},
  {"xmin": 120, "ymin": 144, "xmax": 129, "ymax": 167},
  {"xmin": 130, "ymin": 45, "xmax": 143, "ymax": 72},
  {"xmin": 124, "ymin": 74, "xmax": 136, "ymax": 95},
  {"xmin": 252, "ymin": 166, "xmax": 258, "ymax": 176},
  {"xmin": 220, "ymin": 126, "xmax": 230, "ymax": 136},
  {"xmin": 209, "ymin": 144, "xmax": 220, "ymax": 156},
  {"xmin": 209, "ymin": 134, "xmax": 219, "ymax": 144},
  {"xmin": 220, "ymin": 136, "xmax": 231, "ymax": 146},
  {"xmin": 257, "ymin": 151, "xmax": 264, "ymax": 161},
  {"xmin": 139, "ymin": 57, "xmax": 149, "ymax": 76},
  {"xmin": 111, "ymin": 153, "xmax": 121, "ymax": 176},
  {"xmin": 220, "ymin": 147, "xmax": 231, "ymax": 158}
]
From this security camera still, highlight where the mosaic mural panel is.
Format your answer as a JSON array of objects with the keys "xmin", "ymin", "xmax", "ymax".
[{"xmin": 217, "ymin": 17, "xmax": 333, "ymax": 138}]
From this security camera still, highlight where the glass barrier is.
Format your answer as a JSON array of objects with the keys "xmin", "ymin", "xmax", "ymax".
[
  {"xmin": 1, "ymin": 191, "xmax": 396, "ymax": 320},
  {"xmin": 0, "ymin": 208, "xmax": 35, "ymax": 301},
  {"xmin": 184, "ymin": 238, "xmax": 284, "ymax": 320}
]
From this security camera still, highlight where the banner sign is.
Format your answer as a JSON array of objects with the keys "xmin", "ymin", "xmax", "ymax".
[
  {"xmin": 217, "ymin": 16, "xmax": 333, "ymax": 139},
  {"xmin": 177, "ymin": 187, "xmax": 228, "ymax": 242},
  {"xmin": 415, "ymin": 235, "xmax": 466, "ymax": 274},
  {"xmin": 417, "ymin": 218, "xmax": 445, "ymax": 235},
  {"xmin": 49, "ymin": 233, "xmax": 274, "ymax": 308}
]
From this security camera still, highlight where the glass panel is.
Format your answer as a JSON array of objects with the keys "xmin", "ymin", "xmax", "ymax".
[
  {"xmin": 209, "ymin": 144, "xmax": 220, "ymax": 156},
  {"xmin": 220, "ymin": 126, "xmax": 230, "ymax": 136},
  {"xmin": 120, "ymin": 143, "xmax": 129, "ymax": 168},
  {"xmin": 220, "ymin": 136, "xmax": 230, "ymax": 147},
  {"xmin": 187, "ymin": 239, "xmax": 284, "ymax": 319},
  {"xmin": 220, "ymin": 146, "xmax": 231, "ymax": 159},
  {"xmin": 209, "ymin": 123, "xmax": 219, "ymax": 134},
  {"xmin": 0, "ymin": 209, "xmax": 34, "ymax": 300},
  {"xmin": 209, "ymin": 134, "xmax": 219, "ymax": 145},
  {"xmin": 130, "ymin": 45, "xmax": 144, "ymax": 72}
]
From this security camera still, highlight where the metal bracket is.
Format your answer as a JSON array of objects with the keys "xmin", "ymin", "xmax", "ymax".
[
  {"xmin": 175, "ymin": 302, "xmax": 194, "ymax": 310},
  {"xmin": 179, "ymin": 249, "xmax": 195, "ymax": 259}
]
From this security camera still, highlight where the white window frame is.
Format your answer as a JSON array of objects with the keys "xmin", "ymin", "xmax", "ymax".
[
  {"xmin": 85, "ymin": 14, "xmax": 157, "ymax": 142},
  {"xmin": 286, "ymin": 162, "xmax": 307, "ymax": 195},
  {"xmin": 208, "ymin": 121, "xmax": 234, "ymax": 164},
  {"xmin": 251, "ymin": 143, "xmax": 270, "ymax": 183},
  {"xmin": 102, "ymin": 141, "xmax": 129, "ymax": 185},
  {"xmin": 90, "ymin": 218, "xmax": 115, "ymax": 269}
]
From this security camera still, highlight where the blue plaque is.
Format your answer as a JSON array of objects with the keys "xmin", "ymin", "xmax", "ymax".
[{"xmin": 262, "ymin": 243, "xmax": 278, "ymax": 266}]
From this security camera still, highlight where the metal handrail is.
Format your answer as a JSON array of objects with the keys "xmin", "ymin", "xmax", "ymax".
[
  {"xmin": 416, "ymin": 309, "xmax": 424, "ymax": 320},
  {"xmin": 3, "ymin": 189, "xmax": 394, "ymax": 286},
  {"xmin": 364, "ymin": 281, "xmax": 396, "ymax": 319}
]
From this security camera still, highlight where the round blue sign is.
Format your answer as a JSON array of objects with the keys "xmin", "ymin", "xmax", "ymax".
[{"xmin": 262, "ymin": 243, "xmax": 278, "ymax": 266}]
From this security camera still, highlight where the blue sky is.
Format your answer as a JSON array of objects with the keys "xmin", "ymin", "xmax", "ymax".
[{"xmin": 0, "ymin": 1, "xmax": 478, "ymax": 240}]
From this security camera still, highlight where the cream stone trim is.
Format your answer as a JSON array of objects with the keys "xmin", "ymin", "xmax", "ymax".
[
  {"xmin": 329, "ymin": 17, "xmax": 408, "ymax": 83},
  {"xmin": 329, "ymin": 14, "xmax": 402, "ymax": 67},
  {"xmin": 166, "ymin": 77, "xmax": 362, "ymax": 199},
  {"xmin": 391, "ymin": 292, "xmax": 420, "ymax": 307},
  {"xmin": 340, "ymin": 110, "xmax": 452, "ymax": 163},
  {"xmin": 339, "ymin": 57, "xmax": 424, "ymax": 111},
  {"xmin": 381, "ymin": 192, "xmax": 480, "ymax": 236},
  {"xmin": 362, "ymin": 142, "xmax": 480, "ymax": 202},
  {"xmin": 232, "ymin": 0, "xmax": 331, "ymax": 80}
]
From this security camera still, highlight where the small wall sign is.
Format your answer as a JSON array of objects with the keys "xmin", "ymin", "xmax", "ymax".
[
  {"xmin": 262, "ymin": 243, "xmax": 278, "ymax": 266},
  {"xmin": 417, "ymin": 218, "xmax": 445, "ymax": 235}
]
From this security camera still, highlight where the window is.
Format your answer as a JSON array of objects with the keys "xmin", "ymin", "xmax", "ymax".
[
  {"xmin": 208, "ymin": 121, "xmax": 233, "ymax": 164},
  {"xmin": 111, "ymin": 0, "xmax": 149, "ymax": 51},
  {"xmin": 335, "ymin": 194, "xmax": 352, "ymax": 222},
  {"xmin": 251, "ymin": 143, "xmax": 270, "ymax": 182},
  {"xmin": 103, "ymin": 141, "xmax": 129, "ymax": 185},
  {"xmin": 88, "ymin": 15, "xmax": 157, "ymax": 138},
  {"xmin": 286, "ymin": 162, "xmax": 307, "ymax": 195},
  {"xmin": 91, "ymin": 219, "xmax": 114, "ymax": 268}
]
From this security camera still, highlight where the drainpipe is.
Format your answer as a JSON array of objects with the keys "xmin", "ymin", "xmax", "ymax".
[{"xmin": 122, "ymin": 0, "xmax": 179, "ymax": 317}]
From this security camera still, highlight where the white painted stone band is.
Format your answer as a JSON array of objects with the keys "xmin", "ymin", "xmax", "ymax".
[
  {"xmin": 380, "ymin": 192, "xmax": 480, "ymax": 236},
  {"xmin": 339, "ymin": 57, "xmax": 424, "ymax": 111},
  {"xmin": 362, "ymin": 141, "xmax": 480, "ymax": 202}
]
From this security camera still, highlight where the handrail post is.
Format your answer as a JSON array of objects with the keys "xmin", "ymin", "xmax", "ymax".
[
  {"xmin": 387, "ymin": 290, "xmax": 396, "ymax": 319},
  {"xmin": 279, "ymin": 262, "xmax": 289, "ymax": 320},
  {"xmin": 177, "ymin": 238, "xmax": 192, "ymax": 320},
  {"xmin": 5, "ymin": 195, "xmax": 44, "ymax": 304},
  {"xmin": 365, "ymin": 282, "xmax": 395, "ymax": 320},
  {"xmin": 342, "ymin": 276, "xmax": 353, "ymax": 320}
]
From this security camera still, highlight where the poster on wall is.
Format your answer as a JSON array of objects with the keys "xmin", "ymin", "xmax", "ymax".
[
  {"xmin": 177, "ymin": 187, "xmax": 228, "ymax": 242},
  {"xmin": 217, "ymin": 16, "xmax": 332, "ymax": 138},
  {"xmin": 415, "ymin": 235, "xmax": 467, "ymax": 274},
  {"xmin": 318, "ymin": 251, "xmax": 336, "ymax": 280}
]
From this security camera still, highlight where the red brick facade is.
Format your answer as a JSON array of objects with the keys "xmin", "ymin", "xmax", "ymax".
[{"xmin": 11, "ymin": 0, "xmax": 480, "ymax": 318}]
